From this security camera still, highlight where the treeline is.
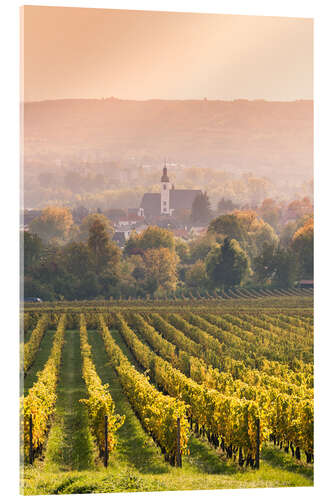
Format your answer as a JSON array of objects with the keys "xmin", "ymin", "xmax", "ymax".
[
  {"xmin": 23, "ymin": 206, "xmax": 313, "ymax": 301},
  {"xmin": 24, "ymin": 159, "xmax": 313, "ymax": 212}
]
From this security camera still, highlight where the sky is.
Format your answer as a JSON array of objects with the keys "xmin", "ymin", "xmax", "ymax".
[{"xmin": 22, "ymin": 6, "xmax": 313, "ymax": 102}]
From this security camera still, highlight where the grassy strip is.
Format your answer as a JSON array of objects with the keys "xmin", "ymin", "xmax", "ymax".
[
  {"xmin": 87, "ymin": 329, "xmax": 171, "ymax": 474},
  {"xmin": 42, "ymin": 330, "xmax": 97, "ymax": 473},
  {"xmin": 24, "ymin": 330, "xmax": 55, "ymax": 396}
]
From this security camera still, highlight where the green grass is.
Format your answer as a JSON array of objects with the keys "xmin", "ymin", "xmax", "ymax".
[
  {"xmin": 22, "ymin": 327, "xmax": 313, "ymax": 495},
  {"xmin": 41, "ymin": 330, "xmax": 98, "ymax": 473},
  {"xmin": 24, "ymin": 330, "xmax": 55, "ymax": 396},
  {"xmin": 87, "ymin": 328, "xmax": 172, "ymax": 474}
]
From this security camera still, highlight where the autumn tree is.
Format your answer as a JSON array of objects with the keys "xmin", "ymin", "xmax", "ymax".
[
  {"xmin": 173, "ymin": 240, "xmax": 189, "ymax": 264},
  {"xmin": 30, "ymin": 206, "xmax": 74, "ymax": 243},
  {"xmin": 286, "ymin": 197, "xmax": 313, "ymax": 220},
  {"xmin": 124, "ymin": 226, "xmax": 175, "ymax": 256},
  {"xmin": 291, "ymin": 217, "xmax": 313, "ymax": 278},
  {"xmin": 143, "ymin": 247, "xmax": 178, "ymax": 295}
]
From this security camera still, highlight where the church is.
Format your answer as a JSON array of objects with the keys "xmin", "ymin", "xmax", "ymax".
[{"xmin": 140, "ymin": 166, "xmax": 202, "ymax": 217}]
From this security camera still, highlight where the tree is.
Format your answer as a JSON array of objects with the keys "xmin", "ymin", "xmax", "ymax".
[
  {"xmin": 217, "ymin": 198, "xmax": 237, "ymax": 214},
  {"xmin": 30, "ymin": 206, "xmax": 74, "ymax": 243},
  {"xmin": 175, "ymin": 240, "xmax": 190, "ymax": 264},
  {"xmin": 190, "ymin": 192, "xmax": 212, "ymax": 225},
  {"xmin": 291, "ymin": 217, "xmax": 313, "ymax": 278},
  {"xmin": 273, "ymin": 248, "xmax": 298, "ymax": 288},
  {"xmin": 78, "ymin": 213, "xmax": 114, "ymax": 242},
  {"xmin": 206, "ymin": 237, "xmax": 250, "ymax": 288},
  {"xmin": 287, "ymin": 197, "xmax": 313, "ymax": 220},
  {"xmin": 259, "ymin": 198, "xmax": 281, "ymax": 230},
  {"xmin": 72, "ymin": 205, "xmax": 89, "ymax": 224},
  {"xmin": 253, "ymin": 243, "xmax": 277, "ymax": 284},
  {"xmin": 24, "ymin": 276, "xmax": 55, "ymax": 301},
  {"xmin": 62, "ymin": 241, "xmax": 93, "ymax": 277},
  {"xmin": 189, "ymin": 233, "xmax": 218, "ymax": 263},
  {"xmin": 252, "ymin": 222, "xmax": 279, "ymax": 256},
  {"xmin": 185, "ymin": 260, "xmax": 209, "ymax": 289},
  {"xmin": 124, "ymin": 226, "xmax": 175, "ymax": 256},
  {"xmin": 23, "ymin": 232, "xmax": 43, "ymax": 271},
  {"xmin": 88, "ymin": 219, "xmax": 120, "ymax": 273},
  {"xmin": 253, "ymin": 243, "xmax": 298, "ymax": 287},
  {"xmin": 208, "ymin": 214, "xmax": 248, "ymax": 246},
  {"xmin": 143, "ymin": 247, "xmax": 178, "ymax": 295},
  {"xmin": 280, "ymin": 221, "xmax": 298, "ymax": 248}
]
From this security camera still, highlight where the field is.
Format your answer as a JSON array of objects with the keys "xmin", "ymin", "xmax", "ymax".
[{"xmin": 21, "ymin": 292, "xmax": 314, "ymax": 495}]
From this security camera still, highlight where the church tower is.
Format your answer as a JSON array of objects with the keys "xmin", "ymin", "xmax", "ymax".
[{"xmin": 161, "ymin": 164, "xmax": 171, "ymax": 215}]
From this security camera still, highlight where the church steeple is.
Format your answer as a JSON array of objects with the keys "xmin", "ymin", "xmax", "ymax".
[
  {"xmin": 161, "ymin": 164, "xmax": 170, "ymax": 183},
  {"xmin": 160, "ymin": 162, "xmax": 171, "ymax": 215}
]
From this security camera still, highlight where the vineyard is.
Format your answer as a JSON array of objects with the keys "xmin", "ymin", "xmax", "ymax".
[{"xmin": 21, "ymin": 293, "xmax": 314, "ymax": 495}]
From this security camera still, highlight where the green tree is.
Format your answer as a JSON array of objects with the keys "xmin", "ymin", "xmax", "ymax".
[
  {"xmin": 252, "ymin": 222, "xmax": 279, "ymax": 256},
  {"xmin": 62, "ymin": 241, "xmax": 93, "ymax": 277},
  {"xmin": 190, "ymin": 192, "xmax": 212, "ymax": 225},
  {"xmin": 88, "ymin": 219, "xmax": 120, "ymax": 273},
  {"xmin": 253, "ymin": 244, "xmax": 298, "ymax": 287},
  {"xmin": 206, "ymin": 237, "xmax": 250, "ymax": 288},
  {"xmin": 273, "ymin": 248, "xmax": 298, "ymax": 288},
  {"xmin": 185, "ymin": 260, "xmax": 209, "ymax": 289},
  {"xmin": 23, "ymin": 232, "xmax": 43, "ymax": 271},
  {"xmin": 253, "ymin": 243, "xmax": 276, "ymax": 284},
  {"xmin": 24, "ymin": 276, "xmax": 55, "ymax": 301},
  {"xmin": 189, "ymin": 233, "xmax": 218, "ymax": 263},
  {"xmin": 208, "ymin": 214, "xmax": 248, "ymax": 246},
  {"xmin": 78, "ymin": 213, "xmax": 114, "ymax": 242}
]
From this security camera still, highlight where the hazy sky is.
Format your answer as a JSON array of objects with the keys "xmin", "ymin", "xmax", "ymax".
[{"xmin": 22, "ymin": 6, "xmax": 313, "ymax": 102}]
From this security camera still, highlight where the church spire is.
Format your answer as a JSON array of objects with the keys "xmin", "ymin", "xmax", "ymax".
[{"xmin": 161, "ymin": 162, "xmax": 170, "ymax": 182}]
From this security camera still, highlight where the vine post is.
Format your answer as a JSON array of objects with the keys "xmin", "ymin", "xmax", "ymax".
[
  {"xmin": 104, "ymin": 415, "xmax": 108, "ymax": 468},
  {"xmin": 29, "ymin": 414, "xmax": 33, "ymax": 465},
  {"xmin": 255, "ymin": 417, "xmax": 260, "ymax": 469},
  {"xmin": 176, "ymin": 417, "xmax": 182, "ymax": 467}
]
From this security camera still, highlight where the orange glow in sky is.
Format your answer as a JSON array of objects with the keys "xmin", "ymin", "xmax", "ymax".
[{"xmin": 22, "ymin": 6, "xmax": 313, "ymax": 102}]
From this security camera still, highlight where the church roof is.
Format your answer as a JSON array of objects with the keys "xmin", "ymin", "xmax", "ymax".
[
  {"xmin": 170, "ymin": 189, "xmax": 202, "ymax": 211},
  {"xmin": 140, "ymin": 193, "xmax": 161, "ymax": 215},
  {"xmin": 140, "ymin": 189, "xmax": 202, "ymax": 215}
]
